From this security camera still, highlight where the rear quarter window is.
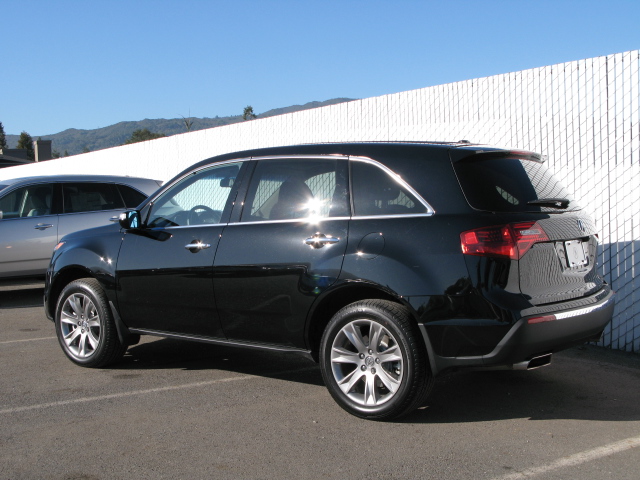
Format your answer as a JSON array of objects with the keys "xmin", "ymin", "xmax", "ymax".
[
  {"xmin": 453, "ymin": 155, "xmax": 580, "ymax": 213},
  {"xmin": 117, "ymin": 184, "xmax": 148, "ymax": 208}
]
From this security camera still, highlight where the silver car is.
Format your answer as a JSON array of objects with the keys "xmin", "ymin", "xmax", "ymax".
[{"xmin": 0, "ymin": 174, "xmax": 162, "ymax": 279}]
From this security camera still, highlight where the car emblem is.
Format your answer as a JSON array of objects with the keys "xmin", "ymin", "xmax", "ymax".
[{"xmin": 577, "ymin": 219, "xmax": 587, "ymax": 234}]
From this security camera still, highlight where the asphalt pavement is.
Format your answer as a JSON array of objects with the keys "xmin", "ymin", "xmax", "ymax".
[{"xmin": 1, "ymin": 281, "xmax": 639, "ymax": 480}]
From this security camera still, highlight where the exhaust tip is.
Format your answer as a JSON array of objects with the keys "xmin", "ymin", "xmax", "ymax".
[{"xmin": 513, "ymin": 353, "xmax": 553, "ymax": 371}]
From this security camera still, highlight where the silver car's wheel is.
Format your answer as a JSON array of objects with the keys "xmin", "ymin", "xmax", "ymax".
[
  {"xmin": 60, "ymin": 292, "xmax": 101, "ymax": 359},
  {"xmin": 320, "ymin": 299, "xmax": 433, "ymax": 420},
  {"xmin": 330, "ymin": 319, "xmax": 404, "ymax": 407},
  {"xmin": 55, "ymin": 278, "xmax": 126, "ymax": 367}
]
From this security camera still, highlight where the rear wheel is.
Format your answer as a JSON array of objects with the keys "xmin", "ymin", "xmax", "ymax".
[
  {"xmin": 320, "ymin": 299, "xmax": 433, "ymax": 420},
  {"xmin": 55, "ymin": 278, "xmax": 126, "ymax": 367}
]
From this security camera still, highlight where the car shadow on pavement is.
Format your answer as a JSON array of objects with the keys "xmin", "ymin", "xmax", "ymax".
[
  {"xmin": 0, "ymin": 285, "xmax": 44, "ymax": 309},
  {"xmin": 120, "ymin": 337, "xmax": 640, "ymax": 424},
  {"xmin": 400, "ymin": 351, "xmax": 640, "ymax": 424},
  {"xmin": 119, "ymin": 337, "xmax": 325, "ymax": 387}
]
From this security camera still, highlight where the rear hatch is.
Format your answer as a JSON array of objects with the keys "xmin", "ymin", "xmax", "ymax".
[{"xmin": 452, "ymin": 149, "xmax": 605, "ymax": 306}]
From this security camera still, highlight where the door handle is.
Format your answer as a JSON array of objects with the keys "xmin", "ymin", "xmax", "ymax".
[
  {"xmin": 185, "ymin": 241, "xmax": 211, "ymax": 252},
  {"xmin": 109, "ymin": 216, "xmax": 120, "ymax": 222},
  {"xmin": 34, "ymin": 223, "xmax": 54, "ymax": 230},
  {"xmin": 304, "ymin": 233, "xmax": 340, "ymax": 249}
]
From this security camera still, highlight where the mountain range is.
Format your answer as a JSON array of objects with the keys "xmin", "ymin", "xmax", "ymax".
[{"xmin": 5, "ymin": 98, "xmax": 355, "ymax": 157}]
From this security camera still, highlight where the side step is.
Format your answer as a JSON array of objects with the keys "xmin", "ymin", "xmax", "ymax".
[{"xmin": 513, "ymin": 353, "xmax": 553, "ymax": 371}]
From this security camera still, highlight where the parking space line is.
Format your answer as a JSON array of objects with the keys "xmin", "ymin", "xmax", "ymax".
[
  {"xmin": 491, "ymin": 435, "xmax": 640, "ymax": 480},
  {"xmin": 0, "ymin": 366, "xmax": 317, "ymax": 415},
  {"xmin": 0, "ymin": 336, "xmax": 56, "ymax": 345}
]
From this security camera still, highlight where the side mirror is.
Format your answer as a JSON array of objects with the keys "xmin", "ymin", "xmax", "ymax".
[{"xmin": 119, "ymin": 210, "xmax": 141, "ymax": 229}]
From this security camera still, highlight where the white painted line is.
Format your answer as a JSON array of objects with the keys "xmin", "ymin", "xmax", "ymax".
[
  {"xmin": 0, "ymin": 366, "xmax": 317, "ymax": 415},
  {"xmin": 0, "ymin": 336, "xmax": 56, "ymax": 345},
  {"xmin": 492, "ymin": 435, "xmax": 640, "ymax": 480}
]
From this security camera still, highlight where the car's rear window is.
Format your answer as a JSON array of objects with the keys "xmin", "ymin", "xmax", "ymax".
[{"xmin": 453, "ymin": 155, "xmax": 580, "ymax": 213}]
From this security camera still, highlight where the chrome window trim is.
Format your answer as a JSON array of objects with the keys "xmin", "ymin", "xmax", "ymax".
[
  {"xmin": 148, "ymin": 222, "xmax": 227, "ymax": 230},
  {"xmin": 349, "ymin": 156, "xmax": 435, "ymax": 216},
  {"xmin": 349, "ymin": 213, "xmax": 434, "ymax": 221},
  {"xmin": 228, "ymin": 217, "xmax": 351, "ymax": 227},
  {"xmin": 144, "ymin": 153, "xmax": 436, "ymax": 227},
  {"xmin": 250, "ymin": 154, "xmax": 350, "ymax": 162}
]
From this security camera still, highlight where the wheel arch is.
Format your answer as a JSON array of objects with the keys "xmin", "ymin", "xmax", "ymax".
[
  {"xmin": 305, "ymin": 281, "xmax": 427, "ymax": 361},
  {"xmin": 46, "ymin": 266, "xmax": 103, "ymax": 319}
]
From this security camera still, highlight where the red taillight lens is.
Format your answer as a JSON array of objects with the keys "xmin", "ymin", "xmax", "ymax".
[{"xmin": 460, "ymin": 221, "xmax": 549, "ymax": 260}]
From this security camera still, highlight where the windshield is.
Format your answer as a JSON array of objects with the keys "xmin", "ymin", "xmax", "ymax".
[{"xmin": 453, "ymin": 155, "xmax": 580, "ymax": 213}]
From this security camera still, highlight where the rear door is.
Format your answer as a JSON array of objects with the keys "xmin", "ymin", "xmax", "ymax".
[
  {"xmin": 0, "ymin": 183, "xmax": 58, "ymax": 277},
  {"xmin": 213, "ymin": 156, "xmax": 350, "ymax": 348},
  {"xmin": 58, "ymin": 182, "xmax": 128, "ymax": 236}
]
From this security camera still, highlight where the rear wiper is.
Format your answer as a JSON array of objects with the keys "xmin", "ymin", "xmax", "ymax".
[{"xmin": 527, "ymin": 198, "xmax": 570, "ymax": 209}]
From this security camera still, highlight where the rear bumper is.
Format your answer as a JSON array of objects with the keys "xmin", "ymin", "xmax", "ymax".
[{"xmin": 421, "ymin": 285, "xmax": 615, "ymax": 376}]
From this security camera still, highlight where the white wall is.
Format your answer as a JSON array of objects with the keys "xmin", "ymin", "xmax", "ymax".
[{"xmin": 3, "ymin": 50, "xmax": 638, "ymax": 352}]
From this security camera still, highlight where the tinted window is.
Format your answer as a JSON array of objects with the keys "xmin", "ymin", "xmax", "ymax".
[
  {"xmin": 453, "ymin": 156, "xmax": 580, "ymax": 213},
  {"xmin": 63, "ymin": 183, "xmax": 124, "ymax": 213},
  {"xmin": 241, "ymin": 158, "xmax": 348, "ymax": 222},
  {"xmin": 147, "ymin": 162, "xmax": 241, "ymax": 228},
  {"xmin": 351, "ymin": 161, "xmax": 429, "ymax": 216},
  {"xmin": 0, "ymin": 184, "xmax": 54, "ymax": 219},
  {"xmin": 117, "ymin": 184, "xmax": 147, "ymax": 208}
]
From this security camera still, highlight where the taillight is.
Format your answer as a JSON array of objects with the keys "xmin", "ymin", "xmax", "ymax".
[{"xmin": 460, "ymin": 221, "xmax": 549, "ymax": 260}]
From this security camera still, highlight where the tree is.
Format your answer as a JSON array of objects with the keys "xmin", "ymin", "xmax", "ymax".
[
  {"xmin": 242, "ymin": 106, "xmax": 257, "ymax": 121},
  {"xmin": 0, "ymin": 122, "xmax": 7, "ymax": 150},
  {"xmin": 123, "ymin": 128, "xmax": 166, "ymax": 145},
  {"xmin": 16, "ymin": 131, "xmax": 35, "ymax": 160},
  {"xmin": 181, "ymin": 115, "xmax": 194, "ymax": 132}
]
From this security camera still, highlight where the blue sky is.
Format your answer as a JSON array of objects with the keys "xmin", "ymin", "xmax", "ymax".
[{"xmin": 2, "ymin": 0, "xmax": 639, "ymax": 136}]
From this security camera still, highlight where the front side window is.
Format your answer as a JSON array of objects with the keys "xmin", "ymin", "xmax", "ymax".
[
  {"xmin": 0, "ymin": 184, "xmax": 54, "ymax": 219},
  {"xmin": 63, "ymin": 183, "xmax": 124, "ymax": 213},
  {"xmin": 241, "ymin": 158, "xmax": 348, "ymax": 222},
  {"xmin": 351, "ymin": 161, "xmax": 429, "ymax": 217},
  {"xmin": 147, "ymin": 162, "xmax": 241, "ymax": 228}
]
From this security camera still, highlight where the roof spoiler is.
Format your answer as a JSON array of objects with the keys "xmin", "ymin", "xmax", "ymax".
[{"xmin": 450, "ymin": 148, "xmax": 546, "ymax": 163}]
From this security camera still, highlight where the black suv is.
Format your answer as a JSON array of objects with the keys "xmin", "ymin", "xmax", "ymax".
[{"xmin": 44, "ymin": 142, "xmax": 614, "ymax": 420}]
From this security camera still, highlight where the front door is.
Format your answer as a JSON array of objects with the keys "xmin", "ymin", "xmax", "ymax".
[{"xmin": 117, "ymin": 161, "xmax": 244, "ymax": 337}]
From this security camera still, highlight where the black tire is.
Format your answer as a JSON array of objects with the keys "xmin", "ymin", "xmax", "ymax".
[
  {"xmin": 54, "ymin": 278, "xmax": 126, "ymax": 367},
  {"xmin": 320, "ymin": 299, "xmax": 433, "ymax": 420}
]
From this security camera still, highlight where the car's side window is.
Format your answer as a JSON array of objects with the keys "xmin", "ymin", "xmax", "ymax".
[
  {"xmin": 147, "ymin": 162, "xmax": 241, "ymax": 228},
  {"xmin": 0, "ymin": 184, "xmax": 54, "ymax": 219},
  {"xmin": 62, "ymin": 183, "xmax": 124, "ymax": 214},
  {"xmin": 351, "ymin": 161, "xmax": 429, "ymax": 217},
  {"xmin": 240, "ymin": 158, "xmax": 349, "ymax": 222},
  {"xmin": 117, "ymin": 185, "xmax": 148, "ymax": 208}
]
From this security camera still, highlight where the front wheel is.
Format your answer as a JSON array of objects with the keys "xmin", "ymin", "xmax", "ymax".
[
  {"xmin": 319, "ymin": 300, "xmax": 433, "ymax": 420},
  {"xmin": 54, "ymin": 278, "xmax": 126, "ymax": 367}
]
